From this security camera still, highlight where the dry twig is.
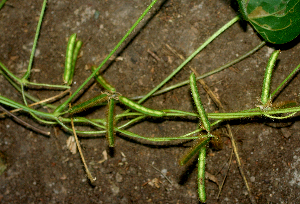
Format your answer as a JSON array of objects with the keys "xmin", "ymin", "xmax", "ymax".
[{"xmin": 0, "ymin": 105, "xmax": 50, "ymax": 136}]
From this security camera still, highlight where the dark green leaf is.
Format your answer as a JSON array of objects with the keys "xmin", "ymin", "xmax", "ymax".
[{"xmin": 238, "ymin": 0, "xmax": 300, "ymax": 44}]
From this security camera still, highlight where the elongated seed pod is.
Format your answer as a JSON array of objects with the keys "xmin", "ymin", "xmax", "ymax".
[
  {"xmin": 106, "ymin": 98, "xmax": 115, "ymax": 147},
  {"xmin": 118, "ymin": 96, "xmax": 165, "ymax": 117},
  {"xmin": 190, "ymin": 73, "xmax": 211, "ymax": 132},
  {"xmin": 64, "ymin": 33, "xmax": 77, "ymax": 85},
  {"xmin": 198, "ymin": 147, "xmax": 207, "ymax": 203},
  {"xmin": 179, "ymin": 136, "xmax": 210, "ymax": 166},
  {"xmin": 91, "ymin": 66, "xmax": 116, "ymax": 93},
  {"xmin": 261, "ymin": 50, "xmax": 280, "ymax": 105},
  {"xmin": 68, "ymin": 40, "xmax": 83, "ymax": 85},
  {"xmin": 69, "ymin": 93, "xmax": 108, "ymax": 115}
]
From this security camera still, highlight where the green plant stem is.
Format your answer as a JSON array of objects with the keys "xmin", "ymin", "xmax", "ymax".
[
  {"xmin": 2, "ymin": 92, "xmax": 299, "ymax": 125},
  {"xmin": 53, "ymin": 0, "xmax": 158, "ymax": 114},
  {"xmin": 115, "ymin": 128, "xmax": 199, "ymax": 142},
  {"xmin": 22, "ymin": 0, "xmax": 47, "ymax": 80},
  {"xmin": 30, "ymin": 112, "xmax": 57, "ymax": 125},
  {"xmin": 117, "ymin": 115, "xmax": 146, "ymax": 129},
  {"xmin": 64, "ymin": 117, "xmax": 222, "ymax": 139},
  {"xmin": 118, "ymin": 106, "xmax": 300, "ymax": 120},
  {"xmin": 0, "ymin": 62, "xmax": 70, "ymax": 89},
  {"xmin": 56, "ymin": 118, "xmax": 106, "ymax": 135},
  {"xmin": 20, "ymin": 84, "xmax": 51, "ymax": 125},
  {"xmin": 118, "ymin": 104, "xmax": 300, "ymax": 120},
  {"xmin": 0, "ymin": 95, "xmax": 55, "ymax": 120},
  {"xmin": 136, "ymin": 16, "xmax": 240, "ymax": 104},
  {"xmin": 207, "ymin": 107, "xmax": 300, "ymax": 119},
  {"xmin": 0, "ymin": 62, "xmax": 22, "ymax": 82},
  {"xmin": 270, "ymin": 62, "xmax": 300, "ymax": 99},
  {"xmin": 21, "ymin": 84, "xmax": 28, "ymax": 106},
  {"xmin": 131, "ymin": 41, "xmax": 265, "ymax": 100},
  {"xmin": 0, "ymin": 69, "xmax": 57, "ymax": 109},
  {"xmin": 59, "ymin": 117, "xmax": 106, "ymax": 126},
  {"xmin": 25, "ymin": 81, "xmax": 70, "ymax": 89},
  {"xmin": 115, "ymin": 112, "xmax": 144, "ymax": 118}
]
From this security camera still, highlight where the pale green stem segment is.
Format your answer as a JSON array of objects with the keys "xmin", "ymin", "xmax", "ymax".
[
  {"xmin": 0, "ymin": 95, "xmax": 55, "ymax": 120},
  {"xmin": 91, "ymin": 66, "xmax": 116, "ymax": 92},
  {"xmin": 198, "ymin": 147, "xmax": 207, "ymax": 203},
  {"xmin": 115, "ymin": 128, "xmax": 199, "ymax": 142},
  {"xmin": 22, "ymin": 0, "xmax": 47, "ymax": 80},
  {"xmin": 179, "ymin": 136, "xmax": 210, "ymax": 166},
  {"xmin": 118, "ymin": 96, "xmax": 165, "ymax": 117},
  {"xmin": 0, "ymin": 69, "xmax": 56, "ymax": 109},
  {"xmin": 57, "ymin": 117, "xmax": 107, "ymax": 135},
  {"xmin": 0, "ymin": 62, "xmax": 70, "ymax": 89},
  {"xmin": 53, "ymin": 0, "xmax": 158, "ymax": 114},
  {"xmin": 69, "ymin": 40, "xmax": 83, "ymax": 85},
  {"xmin": 0, "ymin": 62, "xmax": 22, "ymax": 84},
  {"xmin": 261, "ymin": 50, "xmax": 280, "ymax": 105},
  {"xmin": 270, "ymin": 62, "xmax": 300, "ymax": 99},
  {"xmin": 107, "ymin": 98, "xmax": 115, "ymax": 147},
  {"xmin": 190, "ymin": 73, "xmax": 211, "ymax": 132},
  {"xmin": 64, "ymin": 33, "xmax": 77, "ymax": 85},
  {"xmin": 131, "ymin": 41, "xmax": 265, "ymax": 100}
]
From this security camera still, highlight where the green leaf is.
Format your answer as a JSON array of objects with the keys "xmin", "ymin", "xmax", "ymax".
[{"xmin": 238, "ymin": 0, "xmax": 300, "ymax": 44}]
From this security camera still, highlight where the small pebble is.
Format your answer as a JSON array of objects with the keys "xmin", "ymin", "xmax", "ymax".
[
  {"xmin": 116, "ymin": 172, "xmax": 123, "ymax": 183},
  {"xmin": 111, "ymin": 183, "xmax": 120, "ymax": 195},
  {"xmin": 281, "ymin": 128, "xmax": 292, "ymax": 138}
]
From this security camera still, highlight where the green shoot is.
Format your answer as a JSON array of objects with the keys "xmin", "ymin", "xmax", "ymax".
[
  {"xmin": 22, "ymin": 0, "xmax": 48, "ymax": 80},
  {"xmin": 261, "ymin": 50, "xmax": 280, "ymax": 105}
]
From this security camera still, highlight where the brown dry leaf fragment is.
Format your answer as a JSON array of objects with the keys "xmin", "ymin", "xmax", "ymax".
[
  {"xmin": 98, "ymin": 150, "xmax": 108, "ymax": 164},
  {"xmin": 66, "ymin": 136, "xmax": 77, "ymax": 154},
  {"xmin": 205, "ymin": 171, "xmax": 219, "ymax": 187}
]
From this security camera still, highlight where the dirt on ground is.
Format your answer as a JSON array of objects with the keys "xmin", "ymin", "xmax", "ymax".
[{"xmin": 1, "ymin": 0, "xmax": 300, "ymax": 203}]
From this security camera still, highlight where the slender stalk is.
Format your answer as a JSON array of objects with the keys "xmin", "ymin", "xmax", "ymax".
[
  {"xmin": 0, "ymin": 62, "xmax": 70, "ymax": 89},
  {"xmin": 0, "ymin": 62, "xmax": 22, "ymax": 83},
  {"xmin": 270, "ymin": 62, "xmax": 300, "ymax": 99},
  {"xmin": 56, "ymin": 118, "xmax": 106, "ymax": 135},
  {"xmin": 22, "ymin": 0, "xmax": 48, "ymax": 79},
  {"xmin": 115, "ymin": 128, "xmax": 199, "ymax": 142},
  {"xmin": 0, "ymin": 90, "xmax": 68, "ymax": 117},
  {"xmin": 0, "ymin": 95, "xmax": 55, "ymax": 119},
  {"xmin": 26, "ymin": 81, "xmax": 70, "ymax": 89},
  {"xmin": 131, "ymin": 41, "xmax": 265, "ymax": 100},
  {"xmin": 137, "ymin": 16, "xmax": 240, "ymax": 104}
]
